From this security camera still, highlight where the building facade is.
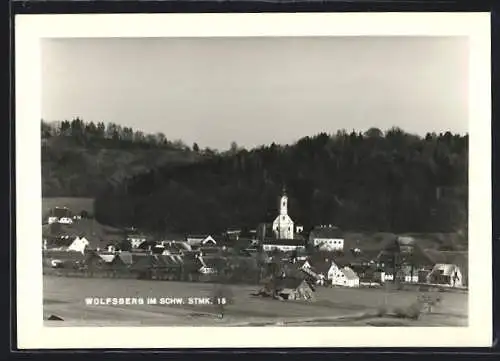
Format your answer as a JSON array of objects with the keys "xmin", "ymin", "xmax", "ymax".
[
  {"xmin": 309, "ymin": 225, "xmax": 344, "ymax": 251},
  {"xmin": 272, "ymin": 191, "xmax": 294, "ymax": 239}
]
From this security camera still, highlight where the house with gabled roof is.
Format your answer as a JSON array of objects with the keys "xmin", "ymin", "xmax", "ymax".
[
  {"xmin": 426, "ymin": 263, "xmax": 464, "ymax": 287},
  {"xmin": 327, "ymin": 261, "xmax": 360, "ymax": 288},
  {"xmin": 424, "ymin": 249, "xmax": 468, "ymax": 286},
  {"xmin": 266, "ymin": 277, "xmax": 316, "ymax": 301},
  {"xmin": 309, "ymin": 225, "xmax": 344, "ymax": 251},
  {"xmin": 101, "ymin": 253, "xmax": 130, "ymax": 274}
]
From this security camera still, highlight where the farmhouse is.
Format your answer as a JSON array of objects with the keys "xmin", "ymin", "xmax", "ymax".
[
  {"xmin": 327, "ymin": 261, "xmax": 360, "ymax": 287},
  {"xmin": 264, "ymin": 277, "xmax": 315, "ymax": 301},
  {"xmin": 309, "ymin": 225, "xmax": 344, "ymax": 251},
  {"xmin": 424, "ymin": 249, "xmax": 468, "ymax": 286},
  {"xmin": 299, "ymin": 258, "xmax": 331, "ymax": 285},
  {"xmin": 277, "ymin": 278, "xmax": 315, "ymax": 301},
  {"xmin": 426, "ymin": 263, "xmax": 464, "ymax": 287}
]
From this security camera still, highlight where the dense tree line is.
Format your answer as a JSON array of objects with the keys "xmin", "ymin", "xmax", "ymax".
[
  {"xmin": 42, "ymin": 118, "xmax": 193, "ymax": 151},
  {"xmin": 93, "ymin": 127, "xmax": 468, "ymax": 235},
  {"xmin": 41, "ymin": 119, "xmax": 205, "ymax": 197}
]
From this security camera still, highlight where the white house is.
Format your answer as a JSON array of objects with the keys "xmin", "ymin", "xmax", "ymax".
[
  {"xmin": 67, "ymin": 236, "xmax": 89, "ymax": 254},
  {"xmin": 327, "ymin": 262, "xmax": 360, "ymax": 288},
  {"xmin": 426, "ymin": 263, "xmax": 463, "ymax": 287},
  {"xmin": 309, "ymin": 225, "xmax": 344, "ymax": 251},
  {"xmin": 272, "ymin": 190, "xmax": 294, "ymax": 240}
]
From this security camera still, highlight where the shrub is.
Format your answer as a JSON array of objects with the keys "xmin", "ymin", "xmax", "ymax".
[
  {"xmin": 393, "ymin": 302, "xmax": 422, "ymax": 320},
  {"xmin": 375, "ymin": 305, "xmax": 389, "ymax": 317}
]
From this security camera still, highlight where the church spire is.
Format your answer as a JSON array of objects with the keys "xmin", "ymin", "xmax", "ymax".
[{"xmin": 279, "ymin": 187, "xmax": 288, "ymax": 216}]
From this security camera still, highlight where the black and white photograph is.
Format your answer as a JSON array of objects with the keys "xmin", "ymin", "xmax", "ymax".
[{"xmin": 15, "ymin": 13, "xmax": 491, "ymax": 348}]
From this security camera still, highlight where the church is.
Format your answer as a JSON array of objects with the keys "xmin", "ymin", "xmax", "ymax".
[{"xmin": 272, "ymin": 189, "xmax": 295, "ymax": 240}]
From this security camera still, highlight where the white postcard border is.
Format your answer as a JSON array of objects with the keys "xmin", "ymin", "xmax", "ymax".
[{"xmin": 15, "ymin": 12, "xmax": 492, "ymax": 349}]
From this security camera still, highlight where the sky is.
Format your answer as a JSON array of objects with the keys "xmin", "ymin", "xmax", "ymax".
[{"xmin": 42, "ymin": 36, "xmax": 469, "ymax": 150}]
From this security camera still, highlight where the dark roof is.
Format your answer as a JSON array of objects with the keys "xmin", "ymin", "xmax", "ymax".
[
  {"xmin": 307, "ymin": 250, "xmax": 357, "ymax": 268},
  {"xmin": 117, "ymin": 252, "xmax": 133, "ymax": 265},
  {"xmin": 263, "ymin": 238, "xmax": 306, "ymax": 246},
  {"xmin": 309, "ymin": 226, "xmax": 343, "ymax": 239},
  {"xmin": 106, "ymin": 254, "xmax": 129, "ymax": 269},
  {"xmin": 157, "ymin": 255, "xmax": 184, "ymax": 267},
  {"xmin": 305, "ymin": 253, "xmax": 335, "ymax": 273},
  {"xmin": 377, "ymin": 240, "xmax": 435, "ymax": 267}
]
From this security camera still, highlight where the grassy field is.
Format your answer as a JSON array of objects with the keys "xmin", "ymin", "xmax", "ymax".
[
  {"xmin": 42, "ymin": 197, "xmax": 95, "ymax": 216},
  {"xmin": 43, "ymin": 276, "xmax": 468, "ymax": 327}
]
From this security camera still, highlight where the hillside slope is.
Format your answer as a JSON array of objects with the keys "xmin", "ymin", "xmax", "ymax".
[
  {"xmin": 94, "ymin": 129, "xmax": 468, "ymax": 237},
  {"xmin": 42, "ymin": 135, "xmax": 200, "ymax": 197}
]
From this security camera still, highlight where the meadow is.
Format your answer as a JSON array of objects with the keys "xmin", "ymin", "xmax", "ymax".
[{"xmin": 43, "ymin": 275, "xmax": 467, "ymax": 327}]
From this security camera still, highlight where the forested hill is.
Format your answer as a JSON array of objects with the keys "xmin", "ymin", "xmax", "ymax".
[
  {"xmin": 93, "ymin": 128, "xmax": 468, "ymax": 235},
  {"xmin": 41, "ymin": 119, "xmax": 207, "ymax": 197}
]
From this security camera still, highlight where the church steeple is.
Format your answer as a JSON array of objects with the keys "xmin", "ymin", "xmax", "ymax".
[
  {"xmin": 279, "ymin": 187, "xmax": 288, "ymax": 216},
  {"xmin": 273, "ymin": 186, "xmax": 294, "ymax": 240}
]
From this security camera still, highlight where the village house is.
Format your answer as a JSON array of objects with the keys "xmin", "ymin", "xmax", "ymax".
[
  {"xmin": 67, "ymin": 236, "xmax": 90, "ymax": 254},
  {"xmin": 426, "ymin": 263, "xmax": 464, "ymax": 287},
  {"xmin": 423, "ymin": 249, "xmax": 468, "ymax": 287},
  {"xmin": 324, "ymin": 260, "xmax": 360, "ymax": 287},
  {"xmin": 273, "ymin": 277, "xmax": 315, "ymax": 301},
  {"xmin": 299, "ymin": 255, "xmax": 359, "ymax": 287},
  {"xmin": 309, "ymin": 225, "xmax": 345, "ymax": 251},
  {"xmin": 185, "ymin": 235, "xmax": 217, "ymax": 248},
  {"xmin": 298, "ymin": 258, "xmax": 330, "ymax": 285}
]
